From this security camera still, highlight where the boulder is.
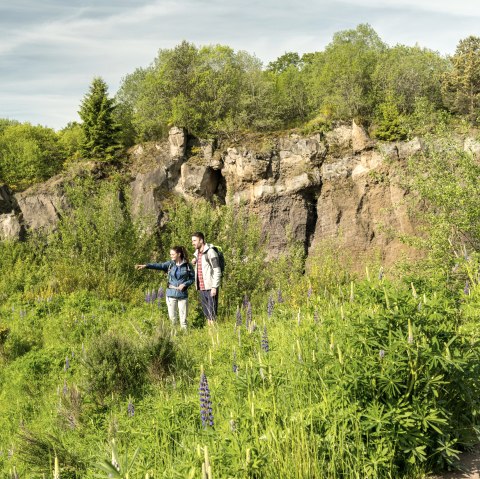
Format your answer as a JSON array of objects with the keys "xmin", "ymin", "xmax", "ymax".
[
  {"xmin": 169, "ymin": 126, "xmax": 187, "ymax": 158},
  {"xmin": 0, "ymin": 213, "xmax": 22, "ymax": 241},
  {"xmin": 352, "ymin": 120, "xmax": 374, "ymax": 153}
]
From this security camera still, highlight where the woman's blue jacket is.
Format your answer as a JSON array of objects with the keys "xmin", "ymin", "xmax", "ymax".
[{"xmin": 146, "ymin": 261, "xmax": 195, "ymax": 299}]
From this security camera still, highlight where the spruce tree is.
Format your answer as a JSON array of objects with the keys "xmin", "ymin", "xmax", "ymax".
[{"xmin": 78, "ymin": 77, "xmax": 122, "ymax": 160}]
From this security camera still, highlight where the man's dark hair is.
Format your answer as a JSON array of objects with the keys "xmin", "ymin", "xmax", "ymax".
[{"xmin": 192, "ymin": 232, "xmax": 205, "ymax": 242}]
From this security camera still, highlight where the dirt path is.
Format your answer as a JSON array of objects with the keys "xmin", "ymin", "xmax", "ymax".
[{"xmin": 433, "ymin": 446, "xmax": 480, "ymax": 479}]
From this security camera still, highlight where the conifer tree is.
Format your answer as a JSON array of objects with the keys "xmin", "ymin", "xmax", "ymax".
[{"xmin": 78, "ymin": 77, "xmax": 122, "ymax": 160}]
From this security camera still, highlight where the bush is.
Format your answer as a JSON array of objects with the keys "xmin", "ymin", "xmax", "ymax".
[{"xmin": 83, "ymin": 332, "xmax": 148, "ymax": 402}]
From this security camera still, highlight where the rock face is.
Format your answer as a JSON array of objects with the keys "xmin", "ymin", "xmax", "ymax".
[
  {"xmin": 2, "ymin": 123, "xmax": 425, "ymax": 268},
  {"xmin": 0, "ymin": 185, "xmax": 23, "ymax": 240}
]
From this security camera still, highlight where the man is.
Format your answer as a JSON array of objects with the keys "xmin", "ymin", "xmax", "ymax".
[{"xmin": 191, "ymin": 232, "xmax": 221, "ymax": 325}]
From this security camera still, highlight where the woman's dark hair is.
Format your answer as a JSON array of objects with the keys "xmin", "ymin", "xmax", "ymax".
[
  {"xmin": 171, "ymin": 245, "xmax": 189, "ymax": 262},
  {"xmin": 192, "ymin": 232, "xmax": 205, "ymax": 242}
]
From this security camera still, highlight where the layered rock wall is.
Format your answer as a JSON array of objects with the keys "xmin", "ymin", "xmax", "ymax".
[{"xmin": 1, "ymin": 122, "xmax": 456, "ymax": 267}]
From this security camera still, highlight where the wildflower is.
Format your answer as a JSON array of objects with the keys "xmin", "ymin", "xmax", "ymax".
[
  {"xmin": 145, "ymin": 291, "xmax": 151, "ymax": 304},
  {"xmin": 378, "ymin": 267, "xmax": 384, "ymax": 280},
  {"xmin": 157, "ymin": 286, "xmax": 165, "ymax": 300},
  {"xmin": 127, "ymin": 401, "xmax": 135, "ymax": 417},
  {"xmin": 199, "ymin": 372, "xmax": 214, "ymax": 428},
  {"xmin": 246, "ymin": 302, "xmax": 252, "ymax": 329},
  {"xmin": 464, "ymin": 280, "xmax": 470, "ymax": 295},
  {"xmin": 379, "ymin": 349, "xmax": 385, "ymax": 360},
  {"xmin": 233, "ymin": 351, "xmax": 238, "ymax": 374},
  {"xmin": 313, "ymin": 310, "xmax": 319, "ymax": 323},
  {"xmin": 235, "ymin": 307, "xmax": 242, "ymax": 328},
  {"xmin": 417, "ymin": 302, "xmax": 422, "ymax": 311},
  {"xmin": 261, "ymin": 326, "xmax": 269, "ymax": 353},
  {"xmin": 277, "ymin": 289, "xmax": 284, "ymax": 303},
  {"xmin": 307, "ymin": 287, "xmax": 313, "ymax": 298},
  {"xmin": 62, "ymin": 380, "xmax": 68, "ymax": 396},
  {"xmin": 242, "ymin": 294, "xmax": 249, "ymax": 308},
  {"xmin": 151, "ymin": 289, "xmax": 157, "ymax": 301},
  {"xmin": 64, "ymin": 357, "xmax": 70, "ymax": 372},
  {"xmin": 267, "ymin": 296, "xmax": 274, "ymax": 317}
]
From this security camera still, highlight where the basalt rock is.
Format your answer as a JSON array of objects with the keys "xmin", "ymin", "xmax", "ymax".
[{"xmin": 3, "ymin": 125, "xmax": 423, "ymax": 268}]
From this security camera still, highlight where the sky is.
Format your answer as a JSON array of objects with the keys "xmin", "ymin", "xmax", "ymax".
[{"xmin": 1, "ymin": 0, "xmax": 479, "ymax": 130}]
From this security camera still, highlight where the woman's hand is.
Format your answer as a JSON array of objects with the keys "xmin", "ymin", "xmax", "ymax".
[{"xmin": 135, "ymin": 264, "xmax": 146, "ymax": 270}]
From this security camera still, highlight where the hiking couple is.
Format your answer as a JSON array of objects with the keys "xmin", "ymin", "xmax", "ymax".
[{"xmin": 135, "ymin": 232, "xmax": 221, "ymax": 329}]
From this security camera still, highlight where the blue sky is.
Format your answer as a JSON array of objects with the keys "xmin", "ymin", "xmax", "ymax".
[{"xmin": 1, "ymin": 0, "xmax": 479, "ymax": 130}]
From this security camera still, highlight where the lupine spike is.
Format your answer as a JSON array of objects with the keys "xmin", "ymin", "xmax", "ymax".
[
  {"xmin": 408, "ymin": 319, "xmax": 414, "ymax": 344},
  {"xmin": 267, "ymin": 295, "xmax": 274, "ymax": 317},
  {"xmin": 261, "ymin": 326, "xmax": 269, "ymax": 353},
  {"xmin": 307, "ymin": 286, "xmax": 313, "ymax": 298},
  {"xmin": 464, "ymin": 280, "xmax": 470, "ymax": 295},
  {"xmin": 277, "ymin": 289, "xmax": 284, "ymax": 303},
  {"xmin": 313, "ymin": 310, "xmax": 319, "ymax": 323},
  {"xmin": 235, "ymin": 307, "xmax": 242, "ymax": 328},
  {"xmin": 379, "ymin": 349, "xmax": 385, "ymax": 360},
  {"xmin": 199, "ymin": 372, "xmax": 214, "ymax": 428},
  {"xmin": 127, "ymin": 401, "xmax": 135, "ymax": 417},
  {"xmin": 246, "ymin": 302, "xmax": 252, "ymax": 329}
]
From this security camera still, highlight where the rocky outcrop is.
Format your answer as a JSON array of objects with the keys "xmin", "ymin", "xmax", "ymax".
[
  {"xmin": 0, "ymin": 185, "xmax": 23, "ymax": 240},
  {"xmin": 14, "ymin": 177, "xmax": 66, "ymax": 233},
  {"xmin": 2, "ymin": 121, "xmax": 427, "ymax": 268}
]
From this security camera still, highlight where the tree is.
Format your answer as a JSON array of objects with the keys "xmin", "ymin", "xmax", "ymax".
[
  {"xmin": 78, "ymin": 77, "xmax": 122, "ymax": 160},
  {"xmin": 305, "ymin": 24, "xmax": 386, "ymax": 121},
  {"xmin": 442, "ymin": 36, "xmax": 480, "ymax": 122},
  {"xmin": 372, "ymin": 45, "xmax": 448, "ymax": 114},
  {"xmin": 0, "ymin": 122, "xmax": 64, "ymax": 189},
  {"xmin": 267, "ymin": 52, "xmax": 301, "ymax": 73}
]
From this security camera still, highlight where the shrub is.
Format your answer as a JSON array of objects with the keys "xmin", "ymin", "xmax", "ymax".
[{"xmin": 83, "ymin": 332, "xmax": 148, "ymax": 403}]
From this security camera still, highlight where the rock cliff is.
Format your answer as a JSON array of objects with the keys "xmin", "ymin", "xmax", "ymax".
[{"xmin": 4, "ymin": 123, "xmax": 476, "ymax": 267}]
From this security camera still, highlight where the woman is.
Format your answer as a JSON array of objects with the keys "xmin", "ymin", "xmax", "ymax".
[{"xmin": 135, "ymin": 246, "xmax": 195, "ymax": 329}]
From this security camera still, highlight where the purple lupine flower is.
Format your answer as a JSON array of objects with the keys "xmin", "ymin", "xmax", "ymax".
[
  {"xmin": 277, "ymin": 289, "xmax": 284, "ymax": 303},
  {"xmin": 246, "ymin": 302, "xmax": 252, "ymax": 329},
  {"xmin": 242, "ymin": 294, "xmax": 249, "ymax": 308},
  {"xmin": 145, "ymin": 290, "xmax": 151, "ymax": 304},
  {"xmin": 199, "ymin": 373, "xmax": 214, "ymax": 428},
  {"xmin": 235, "ymin": 307, "xmax": 242, "ymax": 328},
  {"xmin": 379, "ymin": 349, "xmax": 385, "ymax": 360},
  {"xmin": 314, "ymin": 310, "xmax": 319, "ymax": 323},
  {"xmin": 464, "ymin": 280, "xmax": 470, "ymax": 295},
  {"xmin": 62, "ymin": 380, "xmax": 68, "ymax": 396},
  {"xmin": 267, "ymin": 296, "xmax": 274, "ymax": 317},
  {"xmin": 261, "ymin": 326, "xmax": 269, "ymax": 353},
  {"xmin": 151, "ymin": 289, "xmax": 157, "ymax": 301},
  {"xmin": 157, "ymin": 286, "xmax": 165, "ymax": 300},
  {"xmin": 233, "ymin": 351, "xmax": 238, "ymax": 374},
  {"xmin": 378, "ymin": 267, "xmax": 384, "ymax": 280},
  {"xmin": 64, "ymin": 357, "xmax": 70, "ymax": 371},
  {"xmin": 127, "ymin": 401, "xmax": 135, "ymax": 417},
  {"xmin": 307, "ymin": 287, "xmax": 313, "ymax": 299}
]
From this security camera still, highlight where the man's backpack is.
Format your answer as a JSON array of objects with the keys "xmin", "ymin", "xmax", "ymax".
[{"xmin": 207, "ymin": 245, "xmax": 225, "ymax": 275}]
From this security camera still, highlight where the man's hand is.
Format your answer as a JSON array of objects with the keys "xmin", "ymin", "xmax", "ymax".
[
  {"xmin": 135, "ymin": 264, "xmax": 146, "ymax": 270},
  {"xmin": 191, "ymin": 257, "xmax": 197, "ymax": 265},
  {"xmin": 210, "ymin": 288, "xmax": 217, "ymax": 297}
]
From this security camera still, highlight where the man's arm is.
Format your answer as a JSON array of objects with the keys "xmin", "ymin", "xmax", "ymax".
[{"xmin": 207, "ymin": 249, "xmax": 222, "ymax": 289}]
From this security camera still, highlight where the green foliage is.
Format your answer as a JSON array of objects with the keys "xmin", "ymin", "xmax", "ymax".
[
  {"xmin": 58, "ymin": 122, "xmax": 84, "ymax": 163},
  {"xmin": 442, "ymin": 36, "xmax": 480, "ymax": 123},
  {"xmin": 83, "ymin": 332, "xmax": 149, "ymax": 402},
  {"xmin": 0, "ymin": 122, "xmax": 65, "ymax": 189},
  {"xmin": 374, "ymin": 92, "xmax": 408, "ymax": 141},
  {"xmin": 79, "ymin": 77, "xmax": 122, "ymax": 160},
  {"xmin": 405, "ymin": 136, "xmax": 480, "ymax": 270},
  {"xmin": 304, "ymin": 24, "xmax": 386, "ymax": 121},
  {"xmin": 44, "ymin": 176, "xmax": 154, "ymax": 299},
  {"xmin": 373, "ymin": 45, "xmax": 448, "ymax": 114}
]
